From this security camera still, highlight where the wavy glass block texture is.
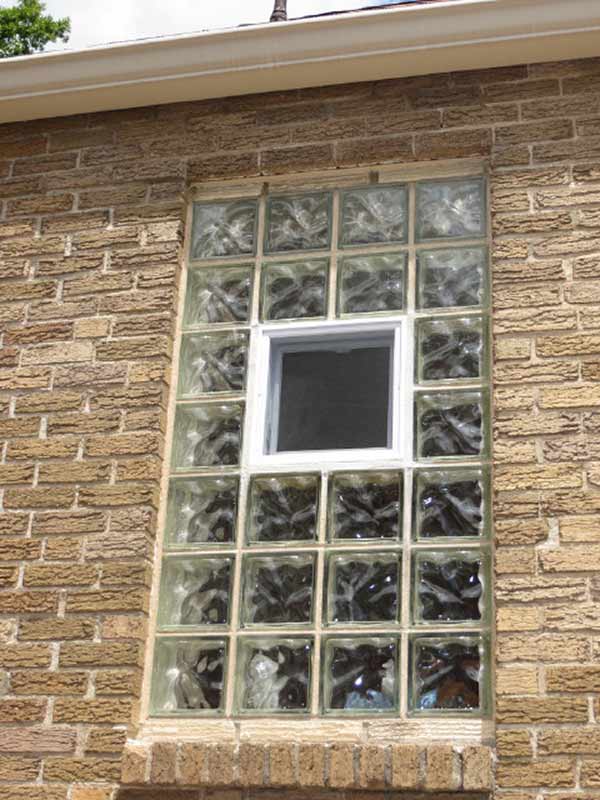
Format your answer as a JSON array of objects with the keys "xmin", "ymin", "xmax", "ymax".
[
  {"xmin": 237, "ymin": 638, "xmax": 312, "ymax": 713},
  {"xmin": 413, "ymin": 551, "xmax": 483, "ymax": 624},
  {"xmin": 265, "ymin": 193, "xmax": 331, "ymax": 253},
  {"xmin": 414, "ymin": 470, "xmax": 486, "ymax": 541},
  {"xmin": 184, "ymin": 265, "xmax": 253, "ymax": 326},
  {"xmin": 411, "ymin": 636, "xmax": 483, "ymax": 713},
  {"xmin": 158, "ymin": 557, "xmax": 233, "ymax": 628},
  {"xmin": 338, "ymin": 253, "xmax": 406, "ymax": 315},
  {"xmin": 329, "ymin": 472, "xmax": 402, "ymax": 541},
  {"xmin": 417, "ymin": 248, "xmax": 487, "ymax": 310},
  {"xmin": 172, "ymin": 404, "xmax": 242, "ymax": 470},
  {"xmin": 242, "ymin": 554, "xmax": 314, "ymax": 626},
  {"xmin": 151, "ymin": 638, "xmax": 226, "ymax": 714},
  {"xmin": 165, "ymin": 477, "xmax": 238, "ymax": 548},
  {"xmin": 247, "ymin": 474, "xmax": 319, "ymax": 544},
  {"xmin": 340, "ymin": 186, "xmax": 408, "ymax": 246},
  {"xmin": 326, "ymin": 553, "xmax": 400, "ymax": 624},
  {"xmin": 191, "ymin": 200, "xmax": 257, "ymax": 260},
  {"xmin": 178, "ymin": 332, "xmax": 248, "ymax": 397},
  {"xmin": 416, "ymin": 392, "xmax": 485, "ymax": 460},
  {"xmin": 261, "ymin": 259, "xmax": 327, "ymax": 321},
  {"xmin": 323, "ymin": 638, "xmax": 398, "ymax": 712},
  {"xmin": 417, "ymin": 317, "xmax": 484, "ymax": 383},
  {"xmin": 416, "ymin": 178, "xmax": 486, "ymax": 241}
]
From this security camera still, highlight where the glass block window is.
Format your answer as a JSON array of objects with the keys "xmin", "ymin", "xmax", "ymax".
[{"xmin": 149, "ymin": 173, "xmax": 491, "ymax": 720}]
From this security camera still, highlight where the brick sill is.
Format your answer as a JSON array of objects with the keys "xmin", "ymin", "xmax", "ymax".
[{"xmin": 121, "ymin": 741, "xmax": 493, "ymax": 793}]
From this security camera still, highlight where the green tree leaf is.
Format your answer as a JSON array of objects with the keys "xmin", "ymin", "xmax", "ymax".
[{"xmin": 0, "ymin": 0, "xmax": 70, "ymax": 58}]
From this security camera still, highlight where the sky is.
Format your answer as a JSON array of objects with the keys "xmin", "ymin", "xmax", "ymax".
[{"xmin": 27, "ymin": 0, "xmax": 393, "ymax": 51}]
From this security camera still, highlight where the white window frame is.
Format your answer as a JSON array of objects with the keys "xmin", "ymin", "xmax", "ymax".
[{"xmin": 246, "ymin": 317, "xmax": 408, "ymax": 472}]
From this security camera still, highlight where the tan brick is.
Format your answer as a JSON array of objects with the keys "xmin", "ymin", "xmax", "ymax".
[
  {"xmin": 237, "ymin": 742, "xmax": 265, "ymax": 787},
  {"xmin": 546, "ymin": 666, "xmax": 600, "ymax": 692},
  {"xmin": 495, "ymin": 519, "xmax": 549, "ymax": 546},
  {"xmin": 24, "ymin": 564, "xmax": 98, "ymax": 587},
  {"xmin": 268, "ymin": 742, "xmax": 297, "ymax": 787},
  {"xmin": 121, "ymin": 744, "xmax": 149, "ymax": 785},
  {"xmin": 66, "ymin": 588, "xmax": 146, "ymax": 613},
  {"xmin": 46, "ymin": 411, "xmax": 119, "ymax": 435},
  {"xmin": 78, "ymin": 484, "xmax": 158, "ymax": 508},
  {"xmin": 497, "ymin": 730, "xmax": 534, "ymax": 759},
  {"xmin": 177, "ymin": 742, "xmax": 207, "ymax": 786},
  {"xmin": 497, "ymin": 759, "xmax": 575, "ymax": 789},
  {"xmin": 424, "ymin": 745, "xmax": 459, "ymax": 791},
  {"xmin": 498, "ymin": 633, "xmax": 589, "ymax": 662},
  {"xmin": 0, "ymin": 755, "xmax": 40, "ymax": 781},
  {"xmin": 0, "ymin": 726, "xmax": 75, "ymax": 754},
  {"xmin": 497, "ymin": 665, "xmax": 539, "ymax": 695},
  {"xmin": 297, "ymin": 743, "xmax": 325, "ymax": 788},
  {"xmin": 38, "ymin": 460, "xmax": 111, "ymax": 484},
  {"xmin": 73, "ymin": 317, "xmax": 110, "ymax": 338},
  {"xmin": 150, "ymin": 741, "xmax": 177, "ymax": 785},
  {"xmin": 207, "ymin": 744, "xmax": 235, "ymax": 787},
  {"xmin": 0, "ymin": 698, "xmax": 46, "ymax": 723},
  {"xmin": 494, "ymin": 360, "xmax": 579, "ymax": 385},
  {"xmin": 60, "ymin": 641, "xmax": 141, "ymax": 668},
  {"xmin": 581, "ymin": 759, "xmax": 600, "ymax": 787},
  {"xmin": 328, "ymin": 743, "xmax": 355, "ymax": 788},
  {"xmin": 539, "ymin": 729, "xmax": 600, "ymax": 755},
  {"xmin": 496, "ymin": 575, "xmax": 586, "ymax": 604},
  {"xmin": 15, "ymin": 391, "xmax": 83, "ymax": 414},
  {"xmin": 462, "ymin": 746, "xmax": 492, "ymax": 791},
  {"xmin": 541, "ymin": 545, "xmax": 600, "ymax": 572},
  {"xmin": 495, "ymin": 464, "xmax": 582, "ymax": 491},
  {"xmin": 495, "ymin": 338, "xmax": 532, "ymax": 360},
  {"xmin": 85, "ymin": 727, "xmax": 126, "ymax": 754},
  {"xmin": 496, "ymin": 547, "xmax": 536, "ymax": 574},
  {"xmin": 7, "ymin": 436, "xmax": 80, "ymax": 461},
  {"xmin": 11, "ymin": 670, "xmax": 87, "ymax": 696},
  {"xmin": 21, "ymin": 341, "xmax": 93, "ymax": 366},
  {"xmin": 43, "ymin": 757, "xmax": 121, "ymax": 783},
  {"xmin": 85, "ymin": 432, "xmax": 161, "ymax": 457},
  {"xmin": 496, "ymin": 697, "xmax": 588, "ymax": 724}
]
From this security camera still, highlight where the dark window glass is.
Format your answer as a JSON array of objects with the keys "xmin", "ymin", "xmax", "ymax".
[{"xmin": 271, "ymin": 338, "xmax": 392, "ymax": 452}]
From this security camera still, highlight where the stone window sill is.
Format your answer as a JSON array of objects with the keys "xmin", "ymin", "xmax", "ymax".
[{"xmin": 121, "ymin": 740, "xmax": 493, "ymax": 793}]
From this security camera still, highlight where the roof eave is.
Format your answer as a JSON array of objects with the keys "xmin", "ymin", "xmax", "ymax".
[{"xmin": 1, "ymin": 0, "xmax": 600, "ymax": 124}]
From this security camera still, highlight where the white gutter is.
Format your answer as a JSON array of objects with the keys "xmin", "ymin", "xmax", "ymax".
[{"xmin": 1, "ymin": 0, "xmax": 600, "ymax": 124}]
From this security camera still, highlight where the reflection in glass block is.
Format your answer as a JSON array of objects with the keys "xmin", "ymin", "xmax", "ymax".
[
  {"xmin": 327, "ymin": 553, "xmax": 400, "ymax": 624},
  {"xmin": 166, "ymin": 477, "xmax": 238, "ymax": 548},
  {"xmin": 417, "ymin": 318, "xmax": 484, "ymax": 383},
  {"xmin": 178, "ymin": 332, "xmax": 248, "ymax": 397},
  {"xmin": 261, "ymin": 259, "xmax": 327, "ymax": 321},
  {"xmin": 172, "ymin": 404, "xmax": 242, "ymax": 470},
  {"xmin": 411, "ymin": 636, "xmax": 483, "ymax": 713},
  {"xmin": 330, "ymin": 472, "xmax": 401, "ymax": 541},
  {"xmin": 158, "ymin": 557, "xmax": 233, "ymax": 627},
  {"xmin": 324, "ymin": 638, "xmax": 398, "ymax": 712},
  {"xmin": 151, "ymin": 637, "xmax": 226, "ymax": 714},
  {"xmin": 184, "ymin": 265, "xmax": 253, "ymax": 326},
  {"xmin": 191, "ymin": 200, "xmax": 257, "ymax": 260},
  {"xmin": 414, "ymin": 551, "xmax": 483, "ymax": 623},
  {"xmin": 338, "ymin": 253, "xmax": 405, "ymax": 315},
  {"xmin": 242, "ymin": 554, "xmax": 314, "ymax": 626},
  {"xmin": 417, "ymin": 248, "xmax": 486, "ymax": 310},
  {"xmin": 340, "ymin": 186, "xmax": 408, "ymax": 246},
  {"xmin": 416, "ymin": 178, "xmax": 486, "ymax": 241},
  {"xmin": 414, "ymin": 470, "xmax": 485, "ymax": 541},
  {"xmin": 416, "ymin": 392, "xmax": 485, "ymax": 459},
  {"xmin": 247, "ymin": 475, "xmax": 319, "ymax": 544},
  {"xmin": 237, "ymin": 638, "xmax": 312, "ymax": 713},
  {"xmin": 265, "ymin": 193, "xmax": 331, "ymax": 253}
]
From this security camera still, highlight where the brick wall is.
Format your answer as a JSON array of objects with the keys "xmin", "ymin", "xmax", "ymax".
[{"xmin": 2, "ymin": 56, "xmax": 600, "ymax": 800}]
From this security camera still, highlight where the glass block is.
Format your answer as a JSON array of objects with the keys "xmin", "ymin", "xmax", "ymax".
[
  {"xmin": 323, "ymin": 637, "xmax": 398, "ymax": 712},
  {"xmin": 417, "ymin": 248, "xmax": 487, "ymax": 310},
  {"xmin": 247, "ymin": 474, "xmax": 319, "ymax": 544},
  {"xmin": 265, "ymin": 193, "xmax": 331, "ymax": 253},
  {"xmin": 165, "ymin": 477, "xmax": 238, "ymax": 548},
  {"xmin": 261, "ymin": 259, "xmax": 327, "ymax": 321},
  {"xmin": 184, "ymin": 265, "xmax": 253, "ymax": 326},
  {"xmin": 415, "ymin": 391, "xmax": 486, "ymax": 460},
  {"xmin": 326, "ymin": 552, "xmax": 400, "ymax": 624},
  {"xmin": 150, "ymin": 637, "xmax": 226, "ymax": 715},
  {"xmin": 413, "ymin": 550, "xmax": 484, "ymax": 624},
  {"xmin": 340, "ymin": 185, "xmax": 408, "ymax": 247},
  {"xmin": 191, "ymin": 199, "xmax": 257, "ymax": 260},
  {"xmin": 416, "ymin": 317, "xmax": 485, "ymax": 384},
  {"xmin": 178, "ymin": 332, "xmax": 248, "ymax": 397},
  {"xmin": 236, "ymin": 637, "xmax": 313, "ymax": 713},
  {"xmin": 158, "ymin": 557, "xmax": 233, "ymax": 628},
  {"xmin": 329, "ymin": 472, "xmax": 402, "ymax": 541},
  {"xmin": 410, "ymin": 636, "xmax": 485, "ymax": 713},
  {"xmin": 416, "ymin": 178, "xmax": 486, "ymax": 241},
  {"xmin": 414, "ymin": 469, "xmax": 488, "ymax": 541},
  {"xmin": 242, "ymin": 554, "xmax": 314, "ymax": 626},
  {"xmin": 171, "ymin": 404, "xmax": 242, "ymax": 470},
  {"xmin": 337, "ymin": 253, "xmax": 406, "ymax": 316}
]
